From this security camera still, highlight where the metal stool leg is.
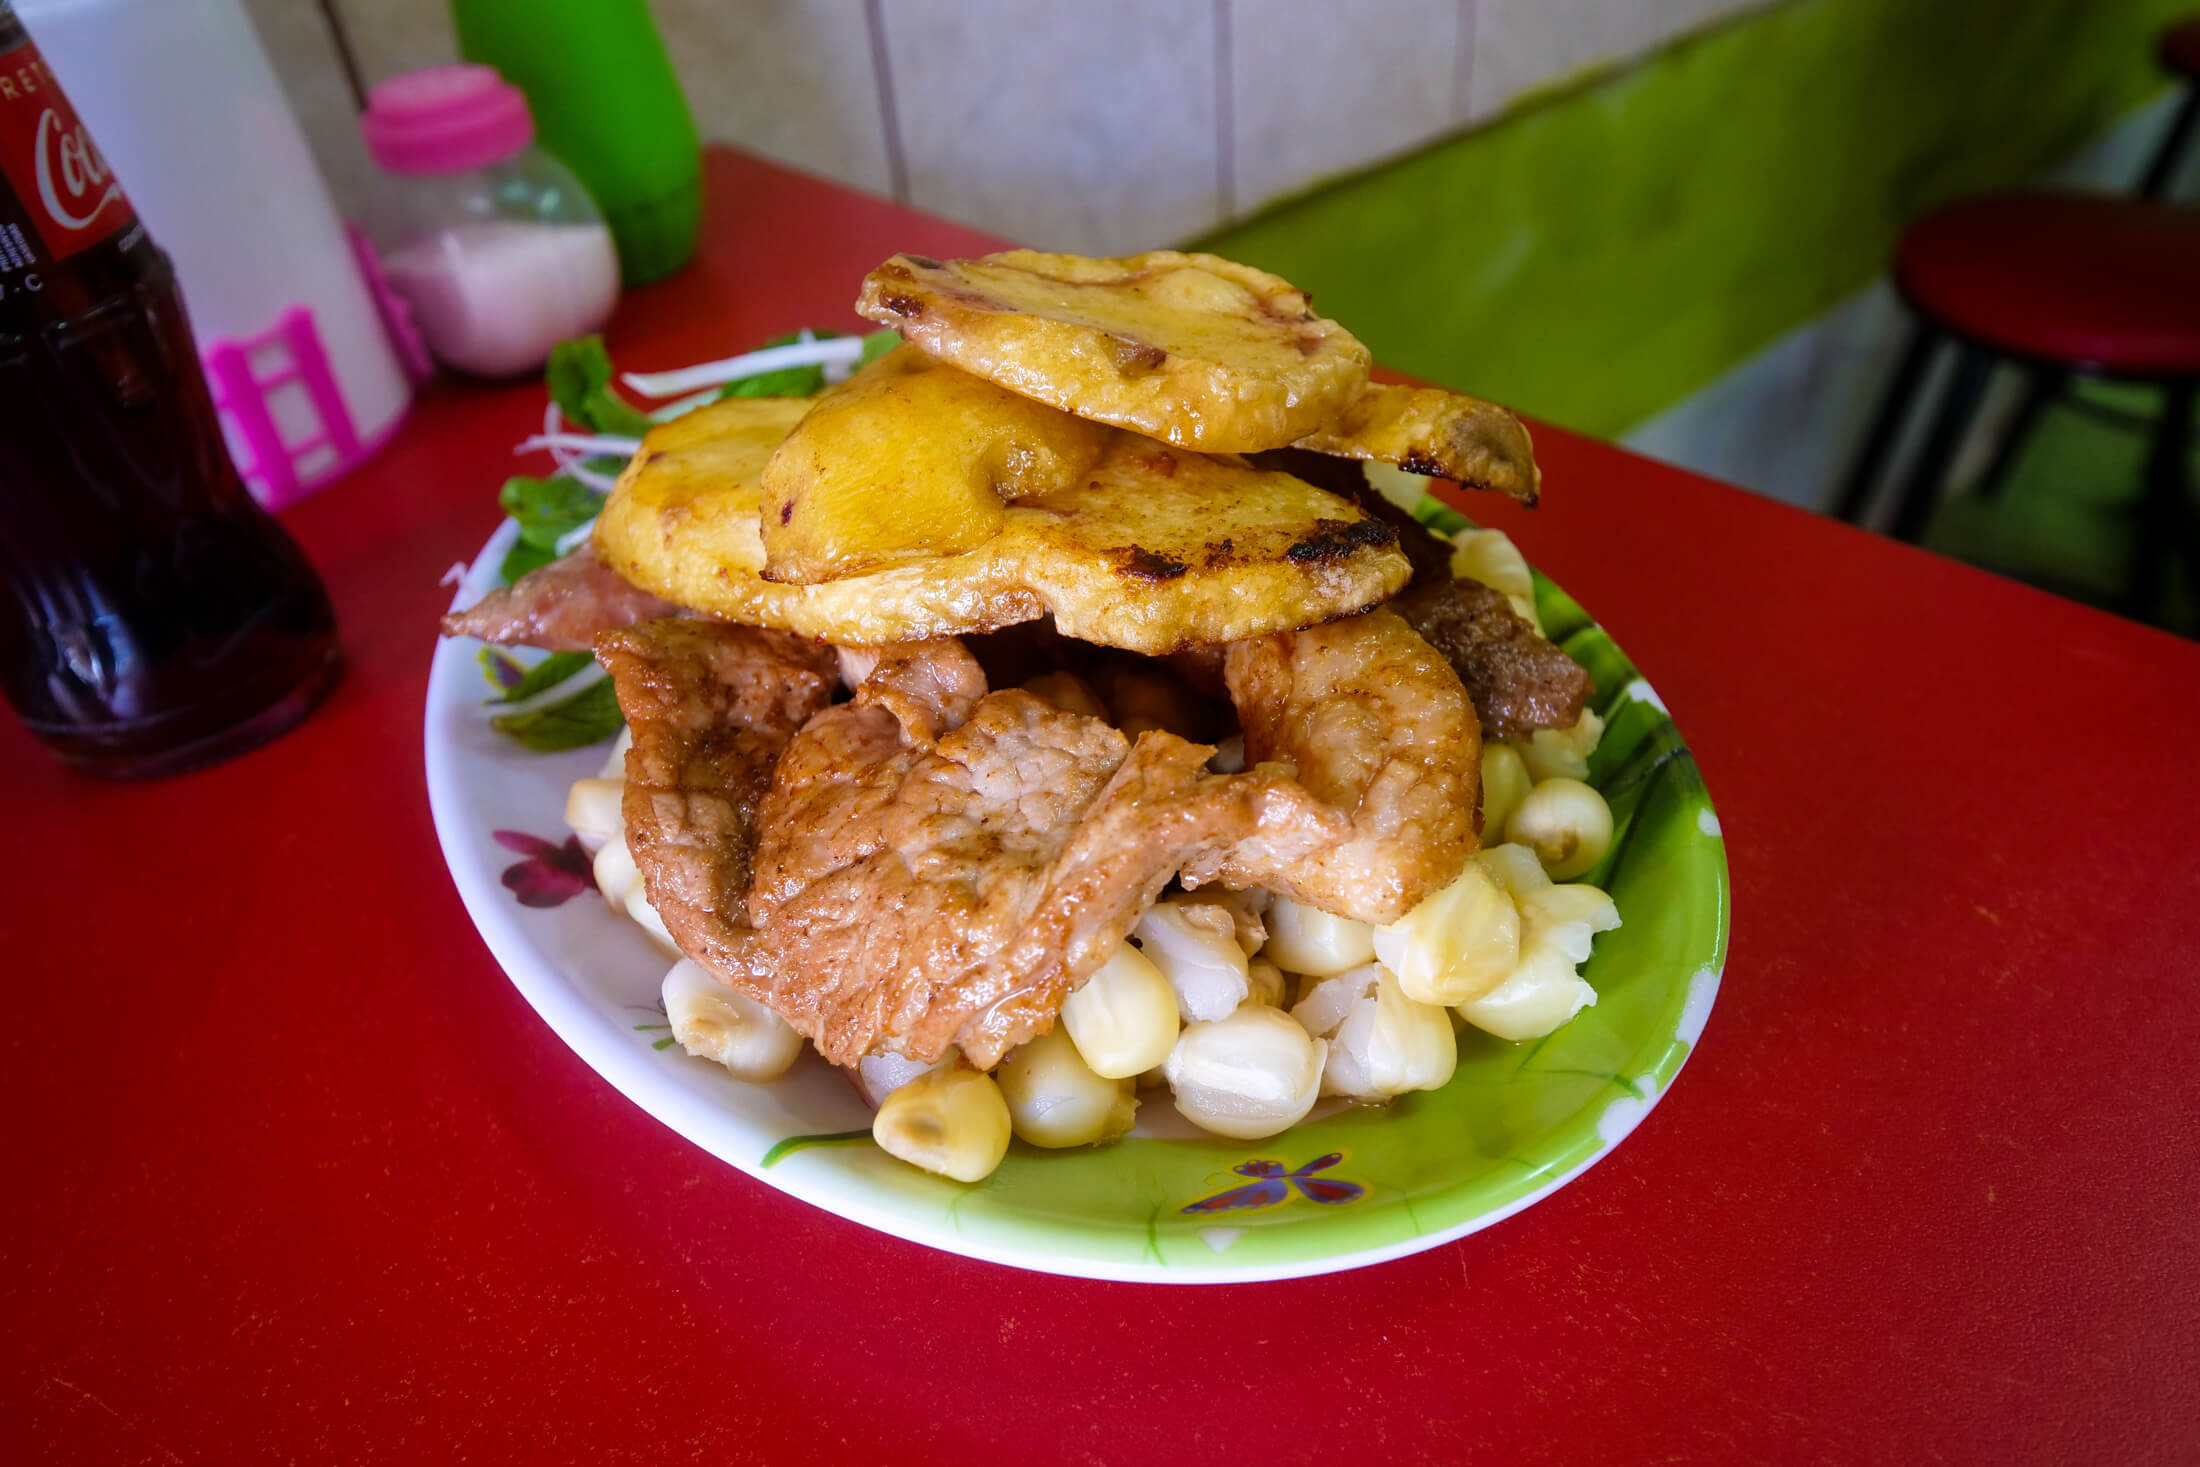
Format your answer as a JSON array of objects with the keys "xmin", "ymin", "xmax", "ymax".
[
  {"xmin": 1835, "ymin": 320, "xmax": 1940, "ymax": 525},
  {"xmin": 1889, "ymin": 345, "xmax": 1993, "ymax": 543},
  {"xmin": 1973, "ymin": 366, "xmax": 2064, "ymax": 501},
  {"xmin": 2131, "ymin": 380, "xmax": 2196, "ymax": 621},
  {"xmin": 2139, "ymin": 86, "xmax": 2199, "ymax": 199}
]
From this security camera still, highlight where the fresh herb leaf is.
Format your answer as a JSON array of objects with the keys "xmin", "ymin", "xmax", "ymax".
[
  {"xmin": 716, "ymin": 328, "xmax": 841, "ymax": 400},
  {"xmin": 500, "ymin": 475, "xmax": 605, "ymax": 550},
  {"xmin": 479, "ymin": 646, "xmax": 527, "ymax": 693},
  {"xmin": 858, "ymin": 328, "xmax": 900, "ymax": 367},
  {"xmin": 545, "ymin": 336, "xmax": 655, "ymax": 438},
  {"xmin": 499, "ymin": 538, "xmax": 556, "ymax": 583},
  {"xmin": 491, "ymin": 674, "xmax": 625, "ymax": 752},
  {"xmin": 486, "ymin": 650, "xmax": 595, "ymax": 705},
  {"xmin": 496, "ymin": 474, "xmax": 605, "ymax": 583}
]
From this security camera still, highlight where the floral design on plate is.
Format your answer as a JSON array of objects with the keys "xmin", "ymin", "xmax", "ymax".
[
  {"xmin": 493, "ymin": 830, "xmax": 596, "ymax": 908},
  {"xmin": 1182, "ymin": 1153, "xmax": 1367, "ymax": 1214}
]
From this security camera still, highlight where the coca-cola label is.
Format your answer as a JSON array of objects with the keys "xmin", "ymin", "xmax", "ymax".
[{"xmin": 0, "ymin": 35, "xmax": 132, "ymax": 261}]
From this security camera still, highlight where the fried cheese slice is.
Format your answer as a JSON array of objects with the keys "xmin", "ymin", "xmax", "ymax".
[
  {"xmin": 592, "ymin": 398, "xmax": 1409, "ymax": 655},
  {"xmin": 757, "ymin": 346, "xmax": 1110, "ymax": 583},
  {"xmin": 855, "ymin": 250, "xmax": 1371, "ymax": 453},
  {"xmin": 1293, "ymin": 384, "xmax": 1542, "ymax": 505}
]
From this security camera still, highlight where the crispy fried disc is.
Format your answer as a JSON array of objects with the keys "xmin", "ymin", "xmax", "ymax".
[
  {"xmin": 856, "ymin": 250, "xmax": 1371, "ymax": 454},
  {"xmin": 1295, "ymin": 385, "xmax": 1542, "ymax": 505},
  {"xmin": 592, "ymin": 398, "xmax": 1409, "ymax": 655},
  {"xmin": 758, "ymin": 347, "xmax": 1108, "ymax": 583}
]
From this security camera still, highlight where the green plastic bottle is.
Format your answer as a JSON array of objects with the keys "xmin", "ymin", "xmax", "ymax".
[{"xmin": 451, "ymin": 0, "xmax": 700, "ymax": 285}]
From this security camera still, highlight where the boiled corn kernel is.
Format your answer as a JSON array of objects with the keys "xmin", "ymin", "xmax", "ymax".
[
  {"xmin": 1372, "ymin": 857, "xmax": 1520, "ymax": 1005},
  {"xmin": 872, "ymin": 1066, "xmax": 1012, "ymax": 1183},
  {"xmin": 997, "ymin": 1028, "xmax": 1137, "ymax": 1148},
  {"xmin": 626, "ymin": 883, "xmax": 681, "ymax": 956},
  {"xmin": 1292, "ymin": 963, "xmax": 1457, "ymax": 1099},
  {"xmin": 1479, "ymin": 742, "xmax": 1532, "ymax": 849},
  {"xmin": 1455, "ymin": 880, "xmax": 1621, "ymax": 1042},
  {"xmin": 855, "ymin": 1048, "xmax": 953, "ymax": 1109},
  {"xmin": 1060, "ymin": 943, "xmax": 1181, "ymax": 1079},
  {"xmin": 1135, "ymin": 901, "xmax": 1250, "ymax": 1023},
  {"xmin": 1362, "ymin": 460, "xmax": 1430, "ymax": 510},
  {"xmin": 1163, "ymin": 1004, "xmax": 1326, "ymax": 1140},
  {"xmin": 565, "ymin": 776, "xmax": 626, "ymax": 853},
  {"xmin": 1475, "ymin": 841, "xmax": 1552, "ymax": 900},
  {"xmin": 1262, "ymin": 894, "xmax": 1377, "ymax": 977},
  {"xmin": 1450, "ymin": 527, "xmax": 1537, "ymax": 624},
  {"xmin": 598, "ymin": 725, "xmax": 634, "ymax": 780},
  {"xmin": 1505, "ymin": 777, "xmax": 1614, "ymax": 880},
  {"xmin": 1518, "ymin": 707, "xmax": 1605, "ymax": 783},
  {"xmin": 662, "ymin": 958, "xmax": 804, "ymax": 1079},
  {"xmin": 593, "ymin": 835, "xmax": 640, "ymax": 908},
  {"xmin": 1245, "ymin": 958, "xmax": 1286, "ymax": 1008}
]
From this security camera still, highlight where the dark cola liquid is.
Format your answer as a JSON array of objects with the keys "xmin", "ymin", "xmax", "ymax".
[
  {"xmin": 0, "ymin": 6, "xmax": 339, "ymax": 778},
  {"xmin": 0, "ymin": 251, "xmax": 341, "ymax": 776}
]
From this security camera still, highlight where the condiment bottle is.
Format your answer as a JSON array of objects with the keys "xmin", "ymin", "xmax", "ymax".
[
  {"xmin": 450, "ymin": 0, "xmax": 700, "ymax": 285},
  {"xmin": 0, "ymin": 0, "xmax": 342, "ymax": 778},
  {"xmin": 359, "ymin": 65, "xmax": 618, "ymax": 380}
]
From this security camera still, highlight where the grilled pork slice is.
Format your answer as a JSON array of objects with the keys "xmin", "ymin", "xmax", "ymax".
[
  {"xmin": 629, "ymin": 635, "xmax": 1334, "ymax": 1068},
  {"xmin": 441, "ymin": 542, "xmax": 680, "ymax": 651},
  {"xmin": 856, "ymin": 250, "xmax": 1371, "ymax": 453},
  {"xmin": 594, "ymin": 620, "xmax": 839, "ymax": 956},
  {"xmin": 1186, "ymin": 609, "xmax": 1480, "ymax": 927},
  {"xmin": 601, "ymin": 614, "xmax": 1480, "ymax": 1067}
]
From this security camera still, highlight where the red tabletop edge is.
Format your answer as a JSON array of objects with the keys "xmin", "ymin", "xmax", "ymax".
[{"xmin": 5, "ymin": 148, "xmax": 2198, "ymax": 1467}]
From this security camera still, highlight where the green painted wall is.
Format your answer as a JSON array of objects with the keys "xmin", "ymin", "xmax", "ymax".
[{"xmin": 1196, "ymin": 0, "xmax": 2191, "ymax": 437}]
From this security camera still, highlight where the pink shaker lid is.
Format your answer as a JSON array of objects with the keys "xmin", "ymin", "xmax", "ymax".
[{"xmin": 360, "ymin": 64, "xmax": 534, "ymax": 176}]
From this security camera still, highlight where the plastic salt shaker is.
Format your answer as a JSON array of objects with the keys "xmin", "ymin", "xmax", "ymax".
[{"xmin": 360, "ymin": 65, "xmax": 618, "ymax": 379}]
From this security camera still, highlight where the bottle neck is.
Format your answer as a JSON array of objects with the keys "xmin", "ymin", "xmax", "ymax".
[{"xmin": 0, "ymin": 2, "xmax": 152, "ymax": 330}]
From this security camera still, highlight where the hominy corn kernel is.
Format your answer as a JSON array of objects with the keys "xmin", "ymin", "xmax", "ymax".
[
  {"xmin": 1372, "ymin": 857, "xmax": 1520, "ymax": 1005},
  {"xmin": 1134, "ymin": 901, "xmax": 1250, "ymax": 1023},
  {"xmin": 1263, "ymin": 894, "xmax": 1377, "ymax": 977},
  {"xmin": 662, "ymin": 959, "xmax": 804, "ymax": 1079},
  {"xmin": 1505, "ymin": 777, "xmax": 1614, "ymax": 880},
  {"xmin": 1163, "ymin": 1004, "xmax": 1326, "ymax": 1140},
  {"xmin": 872, "ymin": 1066, "xmax": 1012, "ymax": 1183},
  {"xmin": 997, "ymin": 1028, "xmax": 1137, "ymax": 1148},
  {"xmin": 1060, "ymin": 943, "xmax": 1181, "ymax": 1079}
]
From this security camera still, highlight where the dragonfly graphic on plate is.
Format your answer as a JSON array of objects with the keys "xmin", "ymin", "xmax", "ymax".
[{"xmin": 1181, "ymin": 1154, "xmax": 1366, "ymax": 1214}]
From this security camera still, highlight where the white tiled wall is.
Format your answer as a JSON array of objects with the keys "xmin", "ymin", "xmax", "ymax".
[{"xmin": 235, "ymin": 0, "xmax": 1772, "ymax": 252}]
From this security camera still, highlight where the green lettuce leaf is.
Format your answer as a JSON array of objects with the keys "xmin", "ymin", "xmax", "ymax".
[
  {"xmin": 491, "ymin": 674, "xmax": 625, "ymax": 752},
  {"xmin": 717, "ymin": 329, "xmax": 840, "ymax": 400},
  {"xmin": 858, "ymin": 328, "xmax": 901, "ymax": 367},
  {"xmin": 485, "ymin": 650, "xmax": 595, "ymax": 704},
  {"xmin": 545, "ymin": 336, "xmax": 654, "ymax": 438},
  {"xmin": 497, "ymin": 474, "xmax": 606, "ymax": 582}
]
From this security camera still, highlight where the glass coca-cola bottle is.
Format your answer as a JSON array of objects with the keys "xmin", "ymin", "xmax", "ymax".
[{"xmin": 0, "ymin": 0, "xmax": 341, "ymax": 778}]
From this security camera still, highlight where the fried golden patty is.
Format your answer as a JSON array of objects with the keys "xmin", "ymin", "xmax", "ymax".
[
  {"xmin": 856, "ymin": 250, "xmax": 1371, "ymax": 453},
  {"xmin": 592, "ymin": 397, "xmax": 1410, "ymax": 656}
]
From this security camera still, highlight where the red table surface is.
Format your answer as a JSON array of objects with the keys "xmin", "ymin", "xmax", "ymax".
[{"xmin": 6, "ymin": 150, "xmax": 2198, "ymax": 1466}]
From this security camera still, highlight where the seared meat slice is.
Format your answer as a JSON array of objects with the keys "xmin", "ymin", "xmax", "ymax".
[
  {"xmin": 443, "ymin": 544, "xmax": 681, "ymax": 651},
  {"xmin": 1392, "ymin": 577, "xmax": 1592, "ymax": 742},
  {"xmin": 725, "ymin": 641, "xmax": 1332, "ymax": 1067},
  {"xmin": 1189, "ymin": 609, "xmax": 1480, "ymax": 926},
  {"xmin": 594, "ymin": 620, "xmax": 838, "ymax": 960},
  {"xmin": 1251, "ymin": 447, "xmax": 1592, "ymax": 741}
]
